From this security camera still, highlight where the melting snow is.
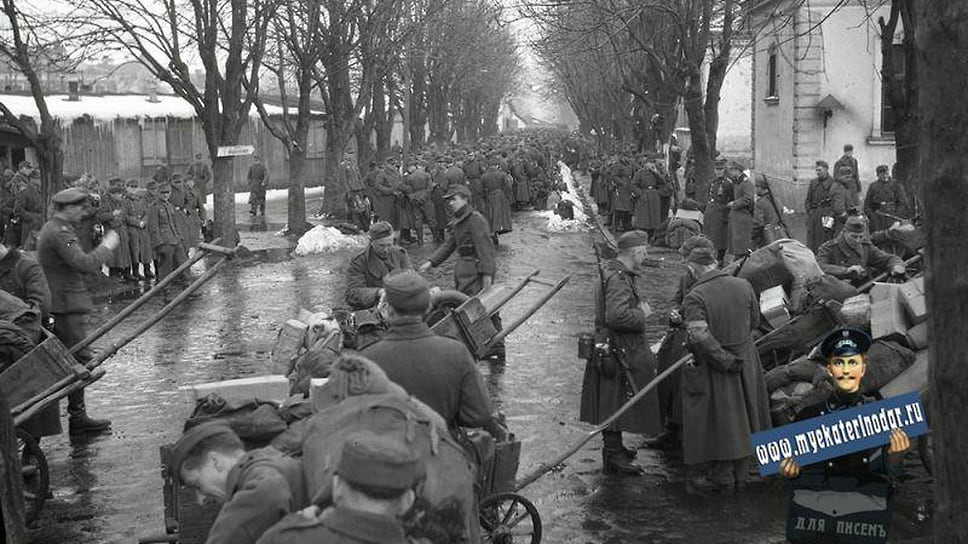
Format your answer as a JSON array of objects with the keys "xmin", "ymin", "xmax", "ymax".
[
  {"xmin": 539, "ymin": 162, "xmax": 589, "ymax": 232},
  {"xmin": 293, "ymin": 225, "xmax": 367, "ymax": 256}
]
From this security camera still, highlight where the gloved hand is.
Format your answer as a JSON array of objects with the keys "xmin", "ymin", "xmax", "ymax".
[
  {"xmin": 668, "ymin": 309, "xmax": 683, "ymax": 326},
  {"xmin": 891, "ymin": 263, "xmax": 906, "ymax": 276},
  {"xmin": 100, "ymin": 230, "xmax": 120, "ymax": 251}
]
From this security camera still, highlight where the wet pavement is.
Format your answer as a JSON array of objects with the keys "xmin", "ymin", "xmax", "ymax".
[{"xmin": 26, "ymin": 173, "xmax": 933, "ymax": 543}]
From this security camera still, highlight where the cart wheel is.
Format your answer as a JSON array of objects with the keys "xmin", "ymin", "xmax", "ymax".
[
  {"xmin": 16, "ymin": 428, "xmax": 49, "ymax": 524},
  {"xmin": 479, "ymin": 492, "xmax": 542, "ymax": 544},
  {"xmin": 918, "ymin": 433, "xmax": 933, "ymax": 476}
]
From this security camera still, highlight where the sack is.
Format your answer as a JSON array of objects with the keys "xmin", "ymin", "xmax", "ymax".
[
  {"xmin": 301, "ymin": 393, "xmax": 479, "ymax": 543},
  {"xmin": 804, "ymin": 274, "xmax": 859, "ymax": 305},
  {"xmin": 665, "ymin": 218, "xmax": 702, "ymax": 250},
  {"xmin": 185, "ymin": 394, "xmax": 288, "ymax": 444}
]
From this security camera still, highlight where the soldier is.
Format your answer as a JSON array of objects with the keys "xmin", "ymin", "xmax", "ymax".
[
  {"xmin": 816, "ymin": 215, "xmax": 905, "ymax": 287},
  {"xmin": 98, "ymin": 178, "xmax": 134, "ymax": 281},
  {"xmin": 804, "ymin": 160, "xmax": 849, "ymax": 252},
  {"xmin": 168, "ymin": 422, "xmax": 308, "ymax": 544},
  {"xmin": 752, "ymin": 174, "xmax": 785, "ymax": 248},
  {"xmin": 0, "ymin": 168, "xmax": 15, "ymax": 243},
  {"xmin": 124, "ymin": 179, "xmax": 153, "ymax": 280},
  {"xmin": 256, "ymin": 431, "xmax": 422, "ymax": 544},
  {"xmin": 863, "ymin": 164, "xmax": 910, "ymax": 233},
  {"xmin": 580, "ymin": 231, "xmax": 662, "ymax": 474},
  {"xmin": 726, "ymin": 161, "xmax": 755, "ymax": 260},
  {"xmin": 480, "ymin": 158, "xmax": 513, "ymax": 242},
  {"xmin": 631, "ymin": 156, "xmax": 665, "ymax": 237},
  {"xmin": 345, "ymin": 221, "xmax": 411, "ymax": 311},
  {"xmin": 402, "ymin": 161, "xmax": 435, "ymax": 246},
  {"xmin": 419, "ymin": 184, "xmax": 504, "ymax": 362},
  {"xmin": 835, "ymin": 164, "xmax": 861, "ymax": 208},
  {"xmin": 0, "ymin": 239, "xmax": 60, "ymax": 439},
  {"xmin": 510, "ymin": 150, "xmax": 532, "ymax": 211},
  {"xmin": 679, "ymin": 244, "xmax": 771, "ymax": 494},
  {"xmin": 168, "ymin": 174, "xmax": 195, "ymax": 251},
  {"xmin": 371, "ymin": 160, "xmax": 400, "ymax": 228},
  {"xmin": 360, "ymin": 270, "xmax": 505, "ymax": 438},
  {"xmin": 147, "ymin": 182, "xmax": 188, "ymax": 284},
  {"xmin": 701, "ymin": 157, "xmax": 732, "ymax": 262},
  {"xmin": 37, "ymin": 188, "xmax": 119, "ymax": 436},
  {"xmin": 610, "ymin": 157, "xmax": 635, "ymax": 232},
  {"xmin": 186, "ymin": 152, "xmax": 212, "ymax": 196},
  {"xmin": 833, "ymin": 143, "xmax": 859, "ymax": 195},
  {"xmin": 247, "ymin": 155, "xmax": 269, "ymax": 216},
  {"xmin": 13, "ymin": 169, "xmax": 43, "ymax": 250}
]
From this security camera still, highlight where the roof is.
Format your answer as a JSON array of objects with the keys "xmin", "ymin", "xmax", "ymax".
[{"xmin": 0, "ymin": 93, "xmax": 316, "ymax": 123}]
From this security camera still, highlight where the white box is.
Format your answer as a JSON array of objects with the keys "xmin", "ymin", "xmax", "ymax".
[
  {"xmin": 839, "ymin": 294, "xmax": 871, "ymax": 328},
  {"xmin": 760, "ymin": 285, "xmax": 791, "ymax": 329},
  {"xmin": 180, "ymin": 375, "xmax": 290, "ymax": 408},
  {"xmin": 899, "ymin": 277, "xmax": 927, "ymax": 324},
  {"xmin": 674, "ymin": 208, "xmax": 703, "ymax": 224}
]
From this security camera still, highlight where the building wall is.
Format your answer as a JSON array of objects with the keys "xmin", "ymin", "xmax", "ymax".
[
  {"xmin": 59, "ymin": 116, "xmax": 329, "ymax": 192},
  {"xmin": 717, "ymin": 48, "xmax": 754, "ymax": 155},
  {"xmin": 751, "ymin": 1, "xmax": 896, "ymax": 211}
]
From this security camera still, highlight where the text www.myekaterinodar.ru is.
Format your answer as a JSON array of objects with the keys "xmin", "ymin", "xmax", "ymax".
[{"xmin": 755, "ymin": 401, "xmax": 925, "ymax": 467}]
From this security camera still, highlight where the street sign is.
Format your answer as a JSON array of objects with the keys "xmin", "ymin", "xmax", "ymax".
[{"xmin": 216, "ymin": 144, "xmax": 255, "ymax": 157}]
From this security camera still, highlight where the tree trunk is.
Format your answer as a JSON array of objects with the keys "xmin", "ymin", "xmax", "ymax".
[
  {"xmin": 684, "ymin": 68, "xmax": 715, "ymax": 203},
  {"xmin": 917, "ymin": 2, "xmax": 968, "ymax": 542},
  {"xmin": 287, "ymin": 146, "xmax": 310, "ymax": 235},
  {"xmin": 210, "ymin": 156, "xmax": 239, "ymax": 247},
  {"xmin": 36, "ymin": 131, "xmax": 64, "ymax": 220},
  {"xmin": 322, "ymin": 130, "xmax": 347, "ymax": 217},
  {"xmin": 881, "ymin": 0, "xmax": 921, "ymax": 208}
]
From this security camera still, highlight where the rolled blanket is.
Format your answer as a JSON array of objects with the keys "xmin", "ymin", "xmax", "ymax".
[{"xmin": 328, "ymin": 353, "xmax": 404, "ymax": 401}]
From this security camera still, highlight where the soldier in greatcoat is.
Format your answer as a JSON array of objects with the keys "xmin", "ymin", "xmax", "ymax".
[
  {"xmin": 701, "ymin": 157, "xmax": 732, "ymax": 262},
  {"xmin": 37, "ymin": 188, "xmax": 119, "ymax": 436},
  {"xmin": 726, "ymin": 161, "xmax": 755, "ymax": 259},
  {"xmin": 510, "ymin": 151, "xmax": 532, "ymax": 210},
  {"xmin": 481, "ymin": 159, "xmax": 513, "ymax": 240},
  {"xmin": 185, "ymin": 152, "xmax": 212, "ymax": 196},
  {"xmin": 344, "ymin": 221, "xmax": 411, "ymax": 310},
  {"xmin": 804, "ymin": 160, "xmax": 849, "ymax": 252},
  {"xmin": 833, "ymin": 143, "xmax": 859, "ymax": 197},
  {"xmin": 679, "ymin": 245, "xmax": 771, "ymax": 494},
  {"xmin": 247, "ymin": 155, "xmax": 269, "ymax": 216},
  {"xmin": 579, "ymin": 230, "xmax": 662, "ymax": 474},
  {"xmin": 610, "ymin": 158, "xmax": 635, "ymax": 232},
  {"xmin": 98, "ymin": 178, "xmax": 134, "ymax": 280},
  {"xmin": 124, "ymin": 179, "xmax": 153, "ymax": 280},
  {"xmin": 402, "ymin": 161, "xmax": 435, "ymax": 246},
  {"xmin": 147, "ymin": 182, "xmax": 188, "ymax": 283},
  {"xmin": 13, "ymin": 170, "xmax": 43, "ymax": 249},
  {"xmin": 752, "ymin": 174, "xmax": 785, "ymax": 248},
  {"xmin": 371, "ymin": 161, "xmax": 400, "ymax": 229},
  {"xmin": 863, "ymin": 164, "xmax": 910, "ymax": 233},
  {"xmin": 420, "ymin": 184, "xmax": 504, "ymax": 362},
  {"xmin": 631, "ymin": 157, "xmax": 664, "ymax": 236}
]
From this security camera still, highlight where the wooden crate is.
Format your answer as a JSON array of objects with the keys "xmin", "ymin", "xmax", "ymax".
[
  {"xmin": 430, "ymin": 297, "xmax": 498, "ymax": 358},
  {"xmin": 0, "ymin": 330, "xmax": 88, "ymax": 412}
]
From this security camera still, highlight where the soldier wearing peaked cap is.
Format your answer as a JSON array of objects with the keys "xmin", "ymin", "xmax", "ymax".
[
  {"xmin": 256, "ymin": 431, "xmax": 423, "ymax": 544},
  {"xmin": 580, "ymin": 230, "xmax": 662, "ymax": 475},
  {"xmin": 344, "ymin": 221, "xmax": 412, "ymax": 311},
  {"xmin": 779, "ymin": 326, "xmax": 910, "ymax": 484},
  {"xmin": 37, "ymin": 188, "xmax": 121, "ymax": 436},
  {"xmin": 169, "ymin": 421, "xmax": 309, "ymax": 544},
  {"xmin": 816, "ymin": 215, "xmax": 905, "ymax": 287}
]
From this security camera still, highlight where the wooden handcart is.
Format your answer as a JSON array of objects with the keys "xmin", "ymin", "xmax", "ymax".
[{"xmin": 0, "ymin": 241, "xmax": 239, "ymax": 524}]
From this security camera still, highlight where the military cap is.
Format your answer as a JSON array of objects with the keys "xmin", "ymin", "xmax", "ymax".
[
  {"xmin": 844, "ymin": 215, "xmax": 868, "ymax": 233},
  {"xmin": 157, "ymin": 182, "xmax": 172, "ymax": 192},
  {"xmin": 815, "ymin": 160, "xmax": 830, "ymax": 169},
  {"xmin": 727, "ymin": 159, "xmax": 746, "ymax": 171},
  {"xmin": 167, "ymin": 421, "xmax": 238, "ymax": 484},
  {"xmin": 336, "ymin": 430, "xmax": 424, "ymax": 492},
  {"xmin": 679, "ymin": 234, "xmax": 713, "ymax": 257},
  {"xmin": 108, "ymin": 177, "xmax": 124, "ymax": 187},
  {"xmin": 146, "ymin": 180, "xmax": 158, "ymax": 190},
  {"xmin": 126, "ymin": 179, "xmax": 140, "ymax": 188},
  {"xmin": 17, "ymin": 160, "xmax": 31, "ymax": 169},
  {"xmin": 843, "ymin": 144, "xmax": 854, "ymax": 152},
  {"xmin": 686, "ymin": 246, "xmax": 717, "ymax": 265},
  {"xmin": 876, "ymin": 164, "xmax": 889, "ymax": 175},
  {"xmin": 443, "ymin": 184, "xmax": 471, "ymax": 200},
  {"xmin": 368, "ymin": 221, "xmax": 393, "ymax": 241},
  {"xmin": 820, "ymin": 326, "xmax": 871, "ymax": 359},
  {"xmin": 713, "ymin": 156, "xmax": 728, "ymax": 167},
  {"xmin": 383, "ymin": 269, "xmax": 431, "ymax": 313},
  {"xmin": 171, "ymin": 173, "xmax": 183, "ymax": 182},
  {"xmin": 51, "ymin": 187, "xmax": 89, "ymax": 205},
  {"xmin": 838, "ymin": 165, "xmax": 853, "ymax": 174},
  {"xmin": 616, "ymin": 230, "xmax": 651, "ymax": 250}
]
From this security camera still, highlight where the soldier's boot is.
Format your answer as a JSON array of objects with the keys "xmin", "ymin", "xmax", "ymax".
[
  {"xmin": 67, "ymin": 390, "xmax": 111, "ymax": 437},
  {"xmin": 643, "ymin": 424, "xmax": 681, "ymax": 451},
  {"xmin": 602, "ymin": 430, "xmax": 643, "ymax": 476}
]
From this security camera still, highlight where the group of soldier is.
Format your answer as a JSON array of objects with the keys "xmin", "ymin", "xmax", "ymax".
[
  {"xmin": 1, "ymin": 155, "xmax": 214, "ymax": 286},
  {"xmin": 336, "ymin": 137, "xmax": 556, "ymax": 246}
]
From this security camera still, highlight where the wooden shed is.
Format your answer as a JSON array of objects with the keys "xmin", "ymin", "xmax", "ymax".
[{"xmin": 0, "ymin": 93, "xmax": 328, "ymax": 192}]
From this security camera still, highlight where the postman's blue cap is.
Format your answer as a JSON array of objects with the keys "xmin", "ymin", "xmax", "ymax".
[{"xmin": 820, "ymin": 326, "xmax": 872, "ymax": 359}]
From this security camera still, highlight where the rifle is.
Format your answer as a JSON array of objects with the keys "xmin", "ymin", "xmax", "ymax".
[{"xmin": 763, "ymin": 178, "xmax": 791, "ymax": 238}]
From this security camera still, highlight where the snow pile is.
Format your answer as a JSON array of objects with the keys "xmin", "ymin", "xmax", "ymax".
[
  {"xmin": 204, "ymin": 187, "xmax": 324, "ymax": 209},
  {"xmin": 294, "ymin": 226, "xmax": 367, "ymax": 256},
  {"xmin": 540, "ymin": 162, "xmax": 589, "ymax": 232}
]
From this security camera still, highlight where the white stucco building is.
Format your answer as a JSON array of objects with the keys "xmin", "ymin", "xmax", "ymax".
[{"xmin": 749, "ymin": 0, "xmax": 901, "ymax": 210}]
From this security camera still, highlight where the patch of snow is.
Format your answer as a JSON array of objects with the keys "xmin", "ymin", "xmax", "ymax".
[
  {"xmin": 293, "ymin": 226, "xmax": 367, "ymax": 256},
  {"xmin": 203, "ymin": 186, "xmax": 325, "ymax": 210},
  {"xmin": 539, "ymin": 162, "xmax": 589, "ymax": 232},
  {"xmin": 0, "ymin": 93, "xmax": 322, "ymax": 123}
]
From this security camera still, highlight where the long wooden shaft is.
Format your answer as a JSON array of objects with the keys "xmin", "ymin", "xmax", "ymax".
[
  {"xmin": 14, "ymin": 370, "xmax": 105, "ymax": 427},
  {"xmin": 86, "ymin": 256, "xmax": 230, "ymax": 371},
  {"xmin": 486, "ymin": 270, "xmax": 540, "ymax": 316},
  {"xmin": 486, "ymin": 275, "xmax": 570, "ymax": 347},
  {"xmin": 70, "ymin": 239, "xmax": 222, "ymax": 354}
]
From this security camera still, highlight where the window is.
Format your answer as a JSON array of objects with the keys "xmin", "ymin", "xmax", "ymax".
[
  {"xmin": 767, "ymin": 48, "xmax": 779, "ymax": 98},
  {"xmin": 881, "ymin": 43, "xmax": 906, "ymax": 135}
]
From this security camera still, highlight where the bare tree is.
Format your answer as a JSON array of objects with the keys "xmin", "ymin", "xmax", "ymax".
[
  {"xmin": 80, "ymin": 0, "xmax": 277, "ymax": 246},
  {"xmin": 918, "ymin": 3, "xmax": 968, "ymax": 542},
  {"xmin": 878, "ymin": 0, "xmax": 919, "ymax": 205},
  {"xmin": 0, "ymin": 0, "xmax": 69, "ymax": 212}
]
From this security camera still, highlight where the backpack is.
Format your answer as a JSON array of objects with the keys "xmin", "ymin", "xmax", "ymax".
[{"xmin": 300, "ymin": 393, "xmax": 480, "ymax": 544}]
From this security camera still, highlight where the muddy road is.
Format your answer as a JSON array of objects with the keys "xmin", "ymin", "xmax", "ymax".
[{"xmin": 26, "ymin": 172, "xmax": 933, "ymax": 544}]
